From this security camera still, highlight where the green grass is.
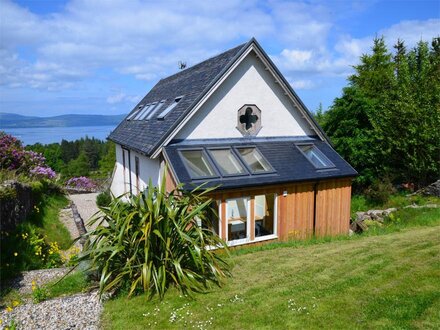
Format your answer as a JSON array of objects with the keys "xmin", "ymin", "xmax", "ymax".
[
  {"xmin": 102, "ymin": 208, "xmax": 440, "ymax": 329},
  {"xmin": 351, "ymin": 193, "xmax": 440, "ymax": 217},
  {"xmin": 45, "ymin": 271, "xmax": 90, "ymax": 299},
  {"xmin": 0, "ymin": 192, "xmax": 72, "ymax": 282},
  {"xmin": 28, "ymin": 193, "xmax": 72, "ymax": 249},
  {"xmin": 1, "ymin": 271, "xmax": 90, "ymax": 308}
]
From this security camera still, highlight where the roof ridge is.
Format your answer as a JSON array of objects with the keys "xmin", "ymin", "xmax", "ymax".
[{"xmin": 159, "ymin": 41, "xmax": 248, "ymax": 83}]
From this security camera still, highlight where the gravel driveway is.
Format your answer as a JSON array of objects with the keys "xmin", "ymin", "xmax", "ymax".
[{"xmin": 68, "ymin": 193, "xmax": 101, "ymax": 232}]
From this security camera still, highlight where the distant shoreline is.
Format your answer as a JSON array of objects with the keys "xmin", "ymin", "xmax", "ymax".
[
  {"xmin": 3, "ymin": 125, "xmax": 115, "ymax": 145},
  {"xmin": 0, "ymin": 112, "xmax": 125, "ymax": 129}
]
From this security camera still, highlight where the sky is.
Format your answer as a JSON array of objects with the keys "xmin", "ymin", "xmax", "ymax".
[{"xmin": 0, "ymin": 0, "xmax": 439, "ymax": 117}]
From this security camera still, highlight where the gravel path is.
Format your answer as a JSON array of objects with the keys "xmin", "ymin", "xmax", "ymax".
[
  {"xmin": 0, "ymin": 291, "xmax": 102, "ymax": 330},
  {"xmin": 68, "ymin": 193, "xmax": 100, "ymax": 232},
  {"xmin": 7, "ymin": 268, "xmax": 72, "ymax": 295},
  {"xmin": 0, "ymin": 195, "xmax": 105, "ymax": 330}
]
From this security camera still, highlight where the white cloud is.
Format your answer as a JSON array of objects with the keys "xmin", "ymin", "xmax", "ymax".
[
  {"xmin": 106, "ymin": 92, "xmax": 140, "ymax": 104},
  {"xmin": 0, "ymin": 0, "xmax": 438, "ymax": 96},
  {"xmin": 0, "ymin": 0, "xmax": 337, "ymax": 90},
  {"xmin": 290, "ymin": 79, "xmax": 315, "ymax": 90}
]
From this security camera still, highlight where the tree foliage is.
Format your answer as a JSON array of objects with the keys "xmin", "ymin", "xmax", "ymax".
[
  {"xmin": 320, "ymin": 36, "xmax": 440, "ymax": 190},
  {"xmin": 26, "ymin": 137, "xmax": 116, "ymax": 180}
]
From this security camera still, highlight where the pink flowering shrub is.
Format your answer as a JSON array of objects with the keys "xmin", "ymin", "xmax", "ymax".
[
  {"xmin": 66, "ymin": 176, "xmax": 97, "ymax": 191},
  {"xmin": 30, "ymin": 166, "xmax": 57, "ymax": 180},
  {"xmin": 0, "ymin": 132, "xmax": 56, "ymax": 179}
]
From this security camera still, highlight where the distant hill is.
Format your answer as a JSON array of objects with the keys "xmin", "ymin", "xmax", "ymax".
[{"xmin": 0, "ymin": 113, "xmax": 126, "ymax": 128}]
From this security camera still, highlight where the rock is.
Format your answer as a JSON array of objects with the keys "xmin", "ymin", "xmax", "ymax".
[
  {"xmin": 417, "ymin": 180, "xmax": 440, "ymax": 197},
  {"xmin": 350, "ymin": 220, "xmax": 368, "ymax": 233},
  {"xmin": 404, "ymin": 204, "xmax": 439, "ymax": 209},
  {"xmin": 356, "ymin": 212, "xmax": 372, "ymax": 222},
  {"xmin": 384, "ymin": 208, "xmax": 397, "ymax": 215}
]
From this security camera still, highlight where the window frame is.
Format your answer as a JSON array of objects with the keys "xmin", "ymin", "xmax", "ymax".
[
  {"xmin": 157, "ymin": 95, "xmax": 184, "ymax": 119},
  {"xmin": 126, "ymin": 105, "xmax": 143, "ymax": 120},
  {"xmin": 225, "ymin": 196, "xmax": 251, "ymax": 246},
  {"xmin": 206, "ymin": 147, "xmax": 249, "ymax": 178},
  {"xmin": 253, "ymin": 193, "xmax": 278, "ymax": 242},
  {"xmin": 296, "ymin": 143, "xmax": 335, "ymax": 169},
  {"xmin": 138, "ymin": 102, "xmax": 158, "ymax": 120},
  {"xmin": 234, "ymin": 146, "xmax": 276, "ymax": 175},
  {"xmin": 145, "ymin": 100, "xmax": 166, "ymax": 120},
  {"xmin": 178, "ymin": 148, "xmax": 219, "ymax": 180}
]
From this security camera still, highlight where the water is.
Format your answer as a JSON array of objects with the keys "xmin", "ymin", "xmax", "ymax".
[{"xmin": 1, "ymin": 125, "xmax": 117, "ymax": 145}]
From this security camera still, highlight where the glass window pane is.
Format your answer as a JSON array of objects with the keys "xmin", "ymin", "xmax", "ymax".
[
  {"xmin": 299, "ymin": 145, "xmax": 333, "ymax": 168},
  {"xmin": 181, "ymin": 150, "xmax": 215, "ymax": 178},
  {"xmin": 227, "ymin": 197, "xmax": 248, "ymax": 241},
  {"xmin": 210, "ymin": 149, "xmax": 245, "ymax": 175},
  {"xmin": 254, "ymin": 194, "xmax": 275, "ymax": 237},
  {"xmin": 237, "ymin": 148, "xmax": 272, "ymax": 173}
]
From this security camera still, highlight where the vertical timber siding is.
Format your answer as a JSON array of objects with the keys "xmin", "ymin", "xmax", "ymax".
[
  {"xmin": 284, "ymin": 183, "xmax": 315, "ymax": 240},
  {"xmin": 209, "ymin": 178, "xmax": 352, "ymax": 244},
  {"xmin": 315, "ymin": 179, "xmax": 352, "ymax": 237}
]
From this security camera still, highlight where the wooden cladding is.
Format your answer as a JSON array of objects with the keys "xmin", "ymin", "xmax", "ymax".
[
  {"xmin": 315, "ymin": 179, "xmax": 352, "ymax": 237},
  {"xmin": 209, "ymin": 178, "xmax": 352, "ymax": 243}
]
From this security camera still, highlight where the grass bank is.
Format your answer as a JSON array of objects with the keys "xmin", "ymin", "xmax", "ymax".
[
  {"xmin": 0, "ymin": 192, "xmax": 72, "ymax": 282},
  {"xmin": 102, "ymin": 208, "xmax": 440, "ymax": 329},
  {"xmin": 351, "ymin": 193, "xmax": 440, "ymax": 217}
]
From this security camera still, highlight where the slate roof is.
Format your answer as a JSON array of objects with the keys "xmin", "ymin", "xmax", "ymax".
[
  {"xmin": 163, "ymin": 137, "xmax": 358, "ymax": 191},
  {"xmin": 108, "ymin": 42, "xmax": 249, "ymax": 156}
]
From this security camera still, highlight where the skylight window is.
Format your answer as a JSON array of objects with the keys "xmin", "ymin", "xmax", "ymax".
[
  {"xmin": 180, "ymin": 150, "xmax": 216, "ymax": 179},
  {"xmin": 209, "ymin": 149, "xmax": 246, "ymax": 176},
  {"xmin": 126, "ymin": 105, "xmax": 143, "ymax": 120},
  {"xmin": 145, "ymin": 100, "xmax": 166, "ymax": 120},
  {"xmin": 157, "ymin": 96, "xmax": 183, "ymax": 119},
  {"xmin": 137, "ymin": 102, "xmax": 157, "ymax": 120},
  {"xmin": 237, "ymin": 148, "xmax": 272, "ymax": 173},
  {"xmin": 132, "ymin": 103, "xmax": 152, "ymax": 120},
  {"xmin": 298, "ymin": 145, "xmax": 334, "ymax": 169}
]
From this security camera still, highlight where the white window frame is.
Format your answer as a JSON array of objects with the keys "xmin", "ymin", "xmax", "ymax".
[
  {"xmin": 225, "ymin": 197, "xmax": 251, "ymax": 246},
  {"xmin": 253, "ymin": 194, "xmax": 278, "ymax": 242}
]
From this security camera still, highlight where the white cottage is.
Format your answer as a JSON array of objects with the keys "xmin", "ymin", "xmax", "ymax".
[{"xmin": 108, "ymin": 38, "xmax": 357, "ymax": 246}]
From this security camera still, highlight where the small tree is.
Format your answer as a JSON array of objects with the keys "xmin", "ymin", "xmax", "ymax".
[{"xmin": 78, "ymin": 177, "xmax": 230, "ymax": 299}]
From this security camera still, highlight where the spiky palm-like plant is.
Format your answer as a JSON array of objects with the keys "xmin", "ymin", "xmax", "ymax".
[{"xmin": 78, "ymin": 177, "xmax": 230, "ymax": 299}]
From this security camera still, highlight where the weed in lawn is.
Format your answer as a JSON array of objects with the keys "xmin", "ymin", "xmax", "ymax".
[{"xmin": 31, "ymin": 281, "xmax": 48, "ymax": 303}]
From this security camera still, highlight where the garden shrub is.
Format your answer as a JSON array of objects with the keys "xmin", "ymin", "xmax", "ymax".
[
  {"xmin": 364, "ymin": 178, "xmax": 396, "ymax": 205},
  {"xmin": 0, "ymin": 225, "xmax": 64, "ymax": 280},
  {"xmin": 96, "ymin": 190, "xmax": 111, "ymax": 207},
  {"xmin": 79, "ymin": 177, "xmax": 230, "ymax": 299},
  {"xmin": 66, "ymin": 176, "xmax": 96, "ymax": 191},
  {"xmin": 0, "ymin": 131, "xmax": 55, "ymax": 177}
]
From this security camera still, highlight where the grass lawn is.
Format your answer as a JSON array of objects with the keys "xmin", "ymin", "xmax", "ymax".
[{"xmin": 102, "ymin": 208, "xmax": 440, "ymax": 329}]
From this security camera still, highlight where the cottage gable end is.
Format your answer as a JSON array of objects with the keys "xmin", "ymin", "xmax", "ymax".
[{"xmin": 175, "ymin": 49, "xmax": 314, "ymax": 141}]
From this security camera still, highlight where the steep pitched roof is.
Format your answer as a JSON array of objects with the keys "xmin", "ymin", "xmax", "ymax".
[
  {"xmin": 108, "ymin": 42, "xmax": 248, "ymax": 156},
  {"xmin": 109, "ymin": 38, "xmax": 329, "ymax": 157}
]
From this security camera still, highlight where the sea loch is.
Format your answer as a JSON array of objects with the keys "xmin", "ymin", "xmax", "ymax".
[{"xmin": 1, "ymin": 125, "xmax": 116, "ymax": 145}]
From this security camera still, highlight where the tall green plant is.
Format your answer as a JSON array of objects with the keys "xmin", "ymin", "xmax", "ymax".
[{"xmin": 78, "ymin": 177, "xmax": 230, "ymax": 299}]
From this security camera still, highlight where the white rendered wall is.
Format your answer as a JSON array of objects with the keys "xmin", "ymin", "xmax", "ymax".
[
  {"xmin": 175, "ymin": 51, "xmax": 314, "ymax": 140},
  {"xmin": 110, "ymin": 144, "xmax": 161, "ymax": 196}
]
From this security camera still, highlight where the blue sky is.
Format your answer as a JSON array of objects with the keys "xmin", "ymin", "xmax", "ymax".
[{"xmin": 1, "ymin": 0, "xmax": 439, "ymax": 117}]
